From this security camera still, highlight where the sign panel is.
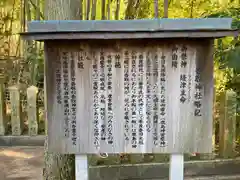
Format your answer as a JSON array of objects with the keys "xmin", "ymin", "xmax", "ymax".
[{"xmin": 45, "ymin": 40, "xmax": 213, "ymax": 154}]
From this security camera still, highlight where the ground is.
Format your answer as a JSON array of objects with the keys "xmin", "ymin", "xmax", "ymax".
[
  {"xmin": 0, "ymin": 147, "xmax": 44, "ymax": 180},
  {"xmin": 0, "ymin": 147, "xmax": 240, "ymax": 180}
]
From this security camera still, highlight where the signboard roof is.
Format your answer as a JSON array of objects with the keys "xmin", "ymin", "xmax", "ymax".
[{"xmin": 21, "ymin": 18, "xmax": 238, "ymax": 40}]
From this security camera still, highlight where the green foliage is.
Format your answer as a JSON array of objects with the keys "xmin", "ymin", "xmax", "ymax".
[{"xmin": 208, "ymin": 4, "xmax": 240, "ymax": 149}]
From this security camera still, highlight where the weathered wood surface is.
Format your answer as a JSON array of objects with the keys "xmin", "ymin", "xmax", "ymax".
[{"xmin": 45, "ymin": 40, "xmax": 214, "ymax": 154}]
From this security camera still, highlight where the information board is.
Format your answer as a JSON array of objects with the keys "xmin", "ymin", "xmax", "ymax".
[{"xmin": 45, "ymin": 40, "xmax": 213, "ymax": 154}]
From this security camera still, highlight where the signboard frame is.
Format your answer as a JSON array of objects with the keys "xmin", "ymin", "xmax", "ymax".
[{"xmin": 43, "ymin": 39, "xmax": 214, "ymax": 154}]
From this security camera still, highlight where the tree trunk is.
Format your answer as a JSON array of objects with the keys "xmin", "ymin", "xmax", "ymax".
[
  {"xmin": 43, "ymin": 0, "xmax": 81, "ymax": 179},
  {"xmin": 45, "ymin": 0, "xmax": 81, "ymax": 20}
]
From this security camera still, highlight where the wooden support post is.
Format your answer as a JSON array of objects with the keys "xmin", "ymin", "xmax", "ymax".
[
  {"xmin": 169, "ymin": 154, "xmax": 184, "ymax": 180},
  {"xmin": 0, "ymin": 75, "xmax": 6, "ymax": 135},
  {"xmin": 9, "ymin": 85, "xmax": 23, "ymax": 136},
  {"xmin": 75, "ymin": 155, "xmax": 89, "ymax": 180},
  {"xmin": 27, "ymin": 85, "xmax": 39, "ymax": 136},
  {"xmin": 219, "ymin": 90, "xmax": 237, "ymax": 158}
]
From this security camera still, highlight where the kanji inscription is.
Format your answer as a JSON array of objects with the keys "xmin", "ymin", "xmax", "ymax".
[
  {"xmin": 131, "ymin": 50, "xmax": 138, "ymax": 148},
  {"xmin": 70, "ymin": 52, "xmax": 77, "ymax": 145},
  {"xmin": 55, "ymin": 50, "xmax": 62, "ymax": 105},
  {"xmin": 106, "ymin": 53, "xmax": 113, "ymax": 144},
  {"xmin": 159, "ymin": 53, "xmax": 166, "ymax": 147},
  {"xmin": 62, "ymin": 52, "xmax": 70, "ymax": 138},
  {"xmin": 124, "ymin": 50, "xmax": 130, "ymax": 142},
  {"xmin": 99, "ymin": 50, "xmax": 106, "ymax": 145},
  {"xmin": 194, "ymin": 68, "xmax": 203, "ymax": 117},
  {"xmin": 48, "ymin": 42, "xmax": 213, "ymax": 154},
  {"xmin": 138, "ymin": 53, "xmax": 144, "ymax": 146},
  {"xmin": 92, "ymin": 50, "xmax": 100, "ymax": 148}
]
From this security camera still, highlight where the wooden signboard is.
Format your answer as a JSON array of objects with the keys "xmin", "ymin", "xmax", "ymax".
[{"xmin": 45, "ymin": 39, "xmax": 213, "ymax": 154}]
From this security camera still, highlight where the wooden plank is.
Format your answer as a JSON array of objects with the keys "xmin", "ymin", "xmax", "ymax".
[
  {"xmin": 9, "ymin": 85, "xmax": 23, "ymax": 136},
  {"xmin": 0, "ymin": 75, "xmax": 6, "ymax": 135},
  {"xmin": 27, "ymin": 86, "xmax": 39, "ymax": 136},
  {"xmin": 45, "ymin": 45, "xmax": 59, "ymax": 152},
  {"xmin": 46, "ymin": 40, "xmax": 213, "ymax": 154},
  {"xmin": 198, "ymin": 40, "xmax": 215, "ymax": 159}
]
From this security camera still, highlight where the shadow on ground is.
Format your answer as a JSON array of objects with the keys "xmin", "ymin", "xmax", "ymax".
[{"xmin": 0, "ymin": 147, "xmax": 44, "ymax": 180}]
